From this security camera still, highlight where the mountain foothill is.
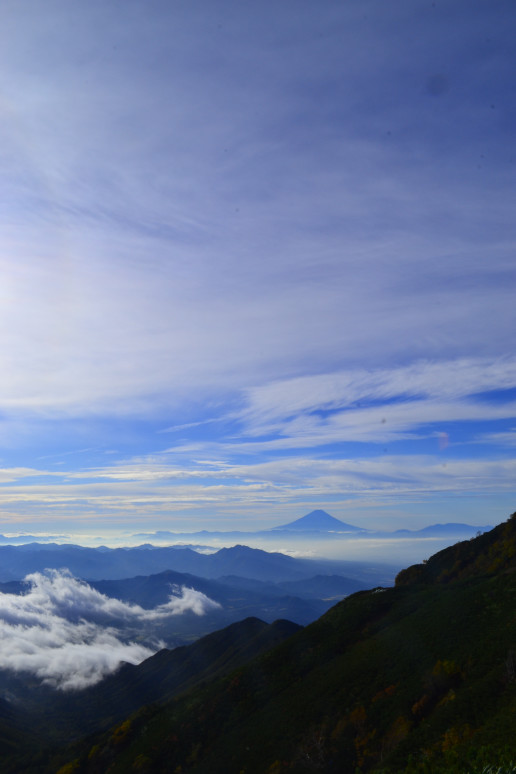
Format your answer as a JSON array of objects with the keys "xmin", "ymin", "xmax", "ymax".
[{"xmin": 0, "ymin": 510, "xmax": 514, "ymax": 772}]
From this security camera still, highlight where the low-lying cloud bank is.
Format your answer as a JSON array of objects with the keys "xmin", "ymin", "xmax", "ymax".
[{"xmin": 0, "ymin": 569, "xmax": 221, "ymax": 690}]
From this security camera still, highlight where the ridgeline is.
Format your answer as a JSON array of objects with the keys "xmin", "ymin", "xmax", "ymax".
[{"xmin": 4, "ymin": 513, "xmax": 516, "ymax": 773}]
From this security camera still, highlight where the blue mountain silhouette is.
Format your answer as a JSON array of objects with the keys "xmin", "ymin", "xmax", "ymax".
[{"xmin": 270, "ymin": 509, "xmax": 364, "ymax": 532}]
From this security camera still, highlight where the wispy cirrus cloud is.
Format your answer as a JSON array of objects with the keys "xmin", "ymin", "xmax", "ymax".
[
  {"xmin": 238, "ymin": 357, "xmax": 516, "ymax": 427},
  {"xmin": 1, "ymin": 453, "xmax": 515, "ymax": 522},
  {"xmin": 0, "ymin": 2, "xmax": 513, "ymax": 534},
  {"xmin": 0, "ymin": 4, "xmax": 514, "ymax": 420},
  {"xmin": 0, "ymin": 468, "xmax": 61, "ymax": 484},
  {"xmin": 222, "ymin": 398, "xmax": 516, "ymax": 451},
  {"xmin": 0, "ymin": 356, "xmax": 515, "ymax": 530},
  {"xmin": 475, "ymin": 428, "xmax": 516, "ymax": 447}
]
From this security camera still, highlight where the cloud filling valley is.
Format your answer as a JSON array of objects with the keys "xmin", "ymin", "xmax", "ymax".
[{"xmin": 0, "ymin": 570, "xmax": 220, "ymax": 690}]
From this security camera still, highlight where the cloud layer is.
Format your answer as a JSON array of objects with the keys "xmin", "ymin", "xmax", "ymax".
[
  {"xmin": 0, "ymin": 2, "xmax": 513, "ymax": 417},
  {"xmin": 0, "ymin": 2, "xmax": 513, "ymax": 533},
  {"xmin": 0, "ymin": 570, "xmax": 220, "ymax": 690}
]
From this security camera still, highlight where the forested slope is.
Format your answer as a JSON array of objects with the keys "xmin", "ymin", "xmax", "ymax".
[{"xmin": 50, "ymin": 513, "xmax": 516, "ymax": 774}]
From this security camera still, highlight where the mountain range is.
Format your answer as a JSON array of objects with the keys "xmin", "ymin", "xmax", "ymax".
[
  {"xmin": 0, "ymin": 541, "xmax": 396, "ymax": 585},
  {"xmin": 132, "ymin": 509, "xmax": 493, "ymax": 541},
  {"xmin": 0, "ymin": 511, "xmax": 492, "ymax": 553},
  {"xmin": 0, "ymin": 510, "xmax": 515, "ymax": 772},
  {"xmin": 0, "ymin": 544, "xmax": 395, "ymax": 654}
]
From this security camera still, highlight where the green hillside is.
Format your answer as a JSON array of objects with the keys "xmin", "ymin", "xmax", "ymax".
[
  {"xmin": 48, "ymin": 512, "xmax": 516, "ymax": 774},
  {"xmin": 0, "ymin": 618, "xmax": 301, "ymax": 773}
]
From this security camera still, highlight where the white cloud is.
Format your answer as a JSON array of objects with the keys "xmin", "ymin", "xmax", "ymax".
[
  {"xmin": 477, "ymin": 428, "xmax": 516, "ymax": 447},
  {"xmin": 225, "ymin": 397, "xmax": 516, "ymax": 451},
  {"xmin": 239, "ymin": 358, "xmax": 516, "ymax": 429},
  {"xmin": 0, "ymin": 2, "xmax": 513, "ymax": 534},
  {"xmin": 0, "ymin": 570, "xmax": 221, "ymax": 690},
  {"xmin": 0, "ymin": 467, "xmax": 58, "ymax": 484},
  {"xmin": 1, "ymin": 452, "xmax": 514, "ymax": 527},
  {"xmin": 0, "ymin": 5, "xmax": 512, "ymax": 419}
]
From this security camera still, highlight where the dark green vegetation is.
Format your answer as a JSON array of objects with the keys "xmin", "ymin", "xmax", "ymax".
[
  {"xmin": 3, "ymin": 514, "xmax": 516, "ymax": 773},
  {"xmin": 0, "ymin": 619, "xmax": 300, "ymax": 773}
]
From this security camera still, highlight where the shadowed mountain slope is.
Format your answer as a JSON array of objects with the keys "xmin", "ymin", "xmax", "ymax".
[
  {"xmin": 396, "ymin": 512, "xmax": 516, "ymax": 585},
  {"xmin": 90, "ymin": 570, "xmax": 333, "ymax": 630},
  {"xmin": 48, "ymin": 512, "xmax": 516, "ymax": 774},
  {"xmin": 0, "ymin": 618, "xmax": 301, "ymax": 773},
  {"xmin": 0, "ymin": 568, "xmax": 354, "ymax": 658}
]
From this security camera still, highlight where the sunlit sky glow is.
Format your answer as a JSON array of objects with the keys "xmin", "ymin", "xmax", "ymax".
[{"xmin": 0, "ymin": 0, "xmax": 515, "ymax": 537}]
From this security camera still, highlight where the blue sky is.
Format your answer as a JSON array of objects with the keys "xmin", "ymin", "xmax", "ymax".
[{"xmin": 0, "ymin": 0, "xmax": 515, "ymax": 538}]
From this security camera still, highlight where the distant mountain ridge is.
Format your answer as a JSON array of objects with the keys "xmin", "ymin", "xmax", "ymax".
[
  {"xmin": 131, "ymin": 509, "xmax": 493, "ymax": 541},
  {"xmin": 0, "ymin": 510, "xmax": 493, "ymax": 546},
  {"xmin": 0, "ymin": 542, "xmax": 397, "ymax": 585}
]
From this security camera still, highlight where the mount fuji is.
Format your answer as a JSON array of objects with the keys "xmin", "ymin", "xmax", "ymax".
[{"xmin": 269, "ymin": 510, "xmax": 365, "ymax": 533}]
